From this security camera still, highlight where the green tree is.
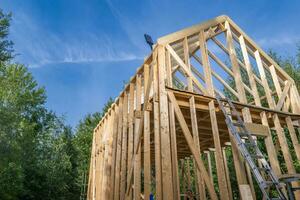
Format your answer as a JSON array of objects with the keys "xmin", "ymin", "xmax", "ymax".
[
  {"xmin": 0, "ymin": 8, "xmax": 82, "ymax": 199},
  {"xmin": 0, "ymin": 9, "xmax": 13, "ymax": 62},
  {"xmin": 73, "ymin": 98, "xmax": 114, "ymax": 193}
]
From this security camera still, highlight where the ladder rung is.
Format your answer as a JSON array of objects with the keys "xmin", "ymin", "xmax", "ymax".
[
  {"xmin": 265, "ymin": 181, "xmax": 284, "ymax": 187},
  {"xmin": 253, "ymin": 154, "xmax": 264, "ymax": 159},
  {"xmin": 226, "ymin": 112, "xmax": 239, "ymax": 117},
  {"xmin": 257, "ymin": 167, "xmax": 269, "ymax": 171},
  {"xmin": 238, "ymin": 132, "xmax": 249, "ymax": 137},
  {"xmin": 265, "ymin": 181, "xmax": 275, "ymax": 186},
  {"xmin": 233, "ymin": 122, "xmax": 243, "ymax": 127}
]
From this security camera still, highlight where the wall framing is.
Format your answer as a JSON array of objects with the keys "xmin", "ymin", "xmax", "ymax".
[{"xmin": 87, "ymin": 15, "xmax": 300, "ymax": 200}]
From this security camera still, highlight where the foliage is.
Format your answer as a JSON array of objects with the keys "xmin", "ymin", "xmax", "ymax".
[
  {"xmin": 73, "ymin": 97, "xmax": 114, "ymax": 189},
  {"xmin": 0, "ymin": 9, "xmax": 13, "ymax": 62}
]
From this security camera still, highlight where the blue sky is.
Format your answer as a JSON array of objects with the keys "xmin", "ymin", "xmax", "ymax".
[{"xmin": 2, "ymin": 0, "xmax": 300, "ymax": 127}]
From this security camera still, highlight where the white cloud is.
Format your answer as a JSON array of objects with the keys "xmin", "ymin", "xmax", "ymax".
[{"xmin": 10, "ymin": 12, "xmax": 143, "ymax": 68}]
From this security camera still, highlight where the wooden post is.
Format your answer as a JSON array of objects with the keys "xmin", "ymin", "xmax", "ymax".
[
  {"xmin": 134, "ymin": 75, "xmax": 142, "ymax": 200},
  {"xmin": 114, "ymin": 98, "xmax": 123, "ymax": 200},
  {"xmin": 127, "ymin": 83, "xmax": 135, "ymax": 198},
  {"xmin": 166, "ymin": 45, "xmax": 181, "ymax": 200},
  {"xmin": 120, "ymin": 93, "xmax": 129, "ymax": 198},
  {"xmin": 153, "ymin": 50, "xmax": 162, "ymax": 199},
  {"xmin": 109, "ymin": 105, "xmax": 119, "ymax": 200},
  {"xmin": 157, "ymin": 45, "xmax": 174, "ymax": 199},
  {"xmin": 143, "ymin": 64, "xmax": 151, "ymax": 200}
]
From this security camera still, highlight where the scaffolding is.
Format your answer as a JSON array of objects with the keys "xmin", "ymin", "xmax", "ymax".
[{"xmin": 87, "ymin": 15, "xmax": 300, "ymax": 200}]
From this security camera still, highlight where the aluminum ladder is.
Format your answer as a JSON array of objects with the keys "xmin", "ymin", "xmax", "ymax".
[{"xmin": 215, "ymin": 93, "xmax": 287, "ymax": 200}]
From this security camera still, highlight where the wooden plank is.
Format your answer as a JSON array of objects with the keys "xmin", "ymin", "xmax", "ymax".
[
  {"xmin": 97, "ymin": 121, "xmax": 105, "ymax": 199},
  {"xmin": 183, "ymin": 37, "xmax": 193, "ymax": 91},
  {"xmin": 157, "ymin": 15, "xmax": 227, "ymax": 45},
  {"xmin": 168, "ymin": 91, "xmax": 218, "ymax": 199},
  {"xmin": 143, "ymin": 64, "xmax": 151, "ymax": 200},
  {"xmin": 128, "ymin": 83, "xmax": 135, "ymax": 169},
  {"xmin": 109, "ymin": 105, "xmax": 120, "ymax": 200},
  {"xmin": 143, "ymin": 109, "xmax": 151, "ymax": 199},
  {"xmin": 134, "ymin": 75, "xmax": 142, "ymax": 200},
  {"xmin": 154, "ymin": 101, "xmax": 162, "ymax": 199},
  {"xmin": 120, "ymin": 93, "xmax": 128, "ymax": 198},
  {"xmin": 199, "ymin": 30, "xmax": 214, "ymax": 96},
  {"xmin": 153, "ymin": 48, "xmax": 162, "ymax": 200},
  {"xmin": 243, "ymin": 122, "xmax": 269, "ymax": 137},
  {"xmin": 102, "ymin": 112, "xmax": 116, "ymax": 200},
  {"xmin": 166, "ymin": 48, "xmax": 181, "ymax": 199},
  {"xmin": 254, "ymin": 51, "xmax": 275, "ymax": 108},
  {"xmin": 239, "ymin": 35, "xmax": 261, "ymax": 106},
  {"xmin": 239, "ymin": 185, "xmax": 254, "ymax": 200},
  {"xmin": 158, "ymin": 45, "xmax": 174, "ymax": 200},
  {"xmin": 114, "ymin": 97, "xmax": 123, "ymax": 200},
  {"xmin": 127, "ymin": 83, "xmax": 135, "ymax": 198}
]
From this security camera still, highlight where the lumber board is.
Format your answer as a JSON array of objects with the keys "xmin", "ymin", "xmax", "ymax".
[
  {"xmin": 143, "ymin": 65, "xmax": 151, "ymax": 200},
  {"xmin": 243, "ymin": 122, "xmax": 269, "ymax": 137},
  {"xmin": 158, "ymin": 45, "xmax": 174, "ymax": 200},
  {"xmin": 114, "ymin": 97, "xmax": 123, "ymax": 200},
  {"xmin": 120, "ymin": 93, "xmax": 128, "ymax": 198},
  {"xmin": 133, "ymin": 75, "xmax": 142, "ymax": 200}
]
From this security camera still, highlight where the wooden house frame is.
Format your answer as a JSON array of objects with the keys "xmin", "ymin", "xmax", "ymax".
[{"xmin": 87, "ymin": 15, "xmax": 300, "ymax": 200}]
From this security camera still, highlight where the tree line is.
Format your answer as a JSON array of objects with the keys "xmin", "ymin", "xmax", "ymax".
[{"xmin": 0, "ymin": 9, "xmax": 113, "ymax": 199}]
